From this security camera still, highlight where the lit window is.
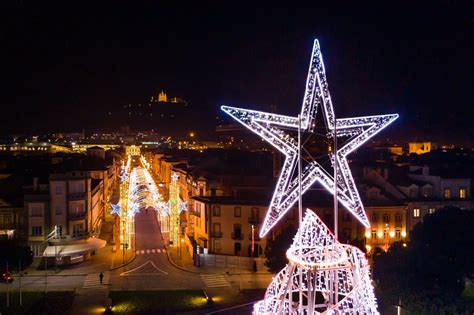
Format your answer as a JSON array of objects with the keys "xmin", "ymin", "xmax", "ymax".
[
  {"xmin": 444, "ymin": 188, "xmax": 451, "ymax": 199},
  {"xmin": 459, "ymin": 188, "xmax": 466, "ymax": 199},
  {"xmin": 371, "ymin": 230, "xmax": 377, "ymax": 239},
  {"xmin": 429, "ymin": 208, "xmax": 435, "ymax": 214},
  {"xmin": 413, "ymin": 208, "xmax": 420, "ymax": 218}
]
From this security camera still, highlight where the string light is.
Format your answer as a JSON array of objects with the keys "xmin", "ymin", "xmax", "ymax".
[
  {"xmin": 221, "ymin": 39, "xmax": 398, "ymax": 237},
  {"xmin": 110, "ymin": 203, "xmax": 121, "ymax": 216},
  {"xmin": 220, "ymin": 39, "xmax": 392, "ymax": 314},
  {"xmin": 253, "ymin": 210, "xmax": 379, "ymax": 314}
]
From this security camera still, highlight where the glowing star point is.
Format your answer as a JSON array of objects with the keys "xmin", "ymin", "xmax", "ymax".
[
  {"xmin": 221, "ymin": 39, "xmax": 398, "ymax": 238},
  {"xmin": 110, "ymin": 203, "xmax": 121, "ymax": 216}
]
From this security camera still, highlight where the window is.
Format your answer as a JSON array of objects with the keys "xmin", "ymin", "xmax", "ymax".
[
  {"xmin": 233, "ymin": 224, "xmax": 242, "ymax": 239},
  {"xmin": 383, "ymin": 230, "xmax": 387, "ymax": 239},
  {"xmin": 429, "ymin": 208, "xmax": 436, "ymax": 214},
  {"xmin": 212, "ymin": 206, "xmax": 221, "ymax": 217},
  {"xmin": 369, "ymin": 191, "xmax": 378, "ymax": 200},
  {"xmin": 55, "ymin": 185, "xmax": 62, "ymax": 195},
  {"xmin": 409, "ymin": 188, "xmax": 418, "ymax": 198},
  {"xmin": 371, "ymin": 230, "xmax": 377, "ymax": 239},
  {"xmin": 395, "ymin": 229, "xmax": 401, "ymax": 240},
  {"xmin": 459, "ymin": 188, "xmax": 466, "ymax": 199},
  {"xmin": 250, "ymin": 207, "xmax": 260, "ymax": 223},
  {"xmin": 395, "ymin": 213, "xmax": 402, "ymax": 222},
  {"xmin": 212, "ymin": 223, "xmax": 221, "ymax": 237},
  {"xmin": 413, "ymin": 208, "xmax": 420, "ymax": 218},
  {"xmin": 30, "ymin": 207, "xmax": 42, "ymax": 217},
  {"xmin": 211, "ymin": 188, "xmax": 216, "ymax": 196},
  {"xmin": 31, "ymin": 226, "xmax": 42, "ymax": 236},
  {"xmin": 73, "ymin": 223, "xmax": 84, "ymax": 236},
  {"xmin": 234, "ymin": 207, "xmax": 241, "ymax": 218},
  {"xmin": 444, "ymin": 188, "xmax": 451, "ymax": 199},
  {"xmin": 199, "ymin": 188, "xmax": 204, "ymax": 195},
  {"xmin": 382, "ymin": 213, "xmax": 389, "ymax": 223},
  {"xmin": 371, "ymin": 212, "xmax": 378, "ymax": 222},
  {"xmin": 55, "ymin": 206, "xmax": 63, "ymax": 215}
]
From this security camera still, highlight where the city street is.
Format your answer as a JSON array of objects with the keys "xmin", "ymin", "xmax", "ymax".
[{"xmin": 110, "ymin": 208, "xmax": 203, "ymax": 290}]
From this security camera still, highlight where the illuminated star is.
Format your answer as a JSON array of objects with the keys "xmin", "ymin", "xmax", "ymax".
[
  {"xmin": 171, "ymin": 173, "xmax": 179, "ymax": 181},
  {"xmin": 222, "ymin": 39, "xmax": 398, "ymax": 237},
  {"xmin": 110, "ymin": 203, "xmax": 121, "ymax": 216},
  {"xmin": 179, "ymin": 201, "xmax": 187, "ymax": 212}
]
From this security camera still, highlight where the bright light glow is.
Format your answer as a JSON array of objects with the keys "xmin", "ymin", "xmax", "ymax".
[
  {"xmin": 389, "ymin": 230, "xmax": 395, "ymax": 238},
  {"xmin": 401, "ymin": 230, "xmax": 406, "ymax": 237},
  {"xmin": 377, "ymin": 230, "xmax": 383, "ymax": 238},
  {"xmin": 221, "ymin": 39, "xmax": 398, "ymax": 237},
  {"xmin": 110, "ymin": 203, "xmax": 121, "ymax": 216},
  {"xmin": 365, "ymin": 230, "xmax": 371, "ymax": 238},
  {"xmin": 254, "ymin": 210, "xmax": 379, "ymax": 314}
]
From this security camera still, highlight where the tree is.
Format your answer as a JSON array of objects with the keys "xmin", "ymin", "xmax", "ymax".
[
  {"xmin": 264, "ymin": 225, "xmax": 297, "ymax": 272},
  {"xmin": 373, "ymin": 206, "xmax": 474, "ymax": 313}
]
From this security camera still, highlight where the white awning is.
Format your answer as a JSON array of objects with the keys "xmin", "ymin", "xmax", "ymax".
[{"xmin": 43, "ymin": 237, "xmax": 106, "ymax": 257}]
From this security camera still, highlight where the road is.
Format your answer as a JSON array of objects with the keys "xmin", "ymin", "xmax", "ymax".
[{"xmin": 110, "ymin": 208, "xmax": 204, "ymax": 290}]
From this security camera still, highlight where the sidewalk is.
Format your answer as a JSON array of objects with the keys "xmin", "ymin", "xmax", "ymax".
[{"xmin": 166, "ymin": 244, "xmax": 271, "ymax": 276}]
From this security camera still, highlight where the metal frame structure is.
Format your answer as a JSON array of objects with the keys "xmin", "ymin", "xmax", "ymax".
[
  {"xmin": 253, "ymin": 211, "xmax": 378, "ymax": 314},
  {"xmin": 221, "ymin": 39, "xmax": 398, "ymax": 238},
  {"xmin": 221, "ymin": 39, "xmax": 397, "ymax": 314}
]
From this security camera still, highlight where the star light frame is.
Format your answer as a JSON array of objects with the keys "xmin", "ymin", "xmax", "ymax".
[{"xmin": 221, "ymin": 39, "xmax": 398, "ymax": 237}]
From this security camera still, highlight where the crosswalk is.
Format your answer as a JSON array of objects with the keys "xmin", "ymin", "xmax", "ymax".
[
  {"xmin": 135, "ymin": 248, "xmax": 166, "ymax": 255},
  {"xmin": 201, "ymin": 274, "xmax": 230, "ymax": 288},
  {"xmin": 83, "ymin": 272, "xmax": 110, "ymax": 289}
]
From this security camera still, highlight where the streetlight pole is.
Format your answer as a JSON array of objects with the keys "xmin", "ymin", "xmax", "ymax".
[
  {"xmin": 19, "ymin": 259, "xmax": 22, "ymax": 307},
  {"xmin": 6, "ymin": 261, "xmax": 9, "ymax": 308}
]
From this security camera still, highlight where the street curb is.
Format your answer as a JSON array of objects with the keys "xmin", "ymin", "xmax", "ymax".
[
  {"xmin": 109, "ymin": 251, "xmax": 137, "ymax": 271},
  {"xmin": 164, "ymin": 246, "xmax": 200, "ymax": 274}
]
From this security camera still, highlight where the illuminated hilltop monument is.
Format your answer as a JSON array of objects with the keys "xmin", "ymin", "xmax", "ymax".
[{"xmin": 222, "ymin": 39, "xmax": 398, "ymax": 314}]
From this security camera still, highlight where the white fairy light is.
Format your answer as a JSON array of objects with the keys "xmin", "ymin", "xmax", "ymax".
[
  {"xmin": 220, "ymin": 39, "xmax": 390, "ymax": 314},
  {"xmin": 253, "ymin": 210, "xmax": 379, "ymax": 314},
  {"xmin": 221, "ymin": 39, "xmax": 398, "ymax": 237},
  {"xmin": 110, "ymin": 203, "xmax": 121, "ymax": 216}
]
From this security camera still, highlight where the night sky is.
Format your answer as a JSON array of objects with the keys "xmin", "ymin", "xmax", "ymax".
[{"xmin": 1, "ymin": 2, "xmax": 472, "ymax": 145}]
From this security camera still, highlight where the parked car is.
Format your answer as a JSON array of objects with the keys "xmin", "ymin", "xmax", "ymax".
[{"xmin": 1, "ymin": 271, "xmax": 13, "ymax": 283}]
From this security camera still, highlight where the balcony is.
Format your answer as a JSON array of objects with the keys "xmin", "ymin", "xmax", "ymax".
[
  {"xmin": 211, "ymin": 231, "xmax": 223, "ymax": 238},
  {"xmin": 69, "ymin": 192, "xmax": 86, "ymax": 200},
  {"xmin": 248, "ymin": 216, "xmax": 261, "ymax": 224},
  {"xmin": 231, "ymin": 232, "xmax": 244, "ymax": 240},
  {"xmin": 69, "ymin": 212, "xmax": 86, "ymax": 220}
]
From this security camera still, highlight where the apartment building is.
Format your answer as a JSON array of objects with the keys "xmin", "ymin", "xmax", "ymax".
[{"xmin": 189, "ymin": 196, "xmax": 270, "ymax": 257}]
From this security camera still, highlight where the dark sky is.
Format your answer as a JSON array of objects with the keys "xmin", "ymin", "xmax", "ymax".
[{"xmin": 1, "ymin": 2, "xmax": 472, "ymax": 145}]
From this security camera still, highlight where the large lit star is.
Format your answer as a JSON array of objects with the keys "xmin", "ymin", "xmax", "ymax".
[{"xmin": 221, "ymin": 39, "xmax": 398, "ymax": 237}]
